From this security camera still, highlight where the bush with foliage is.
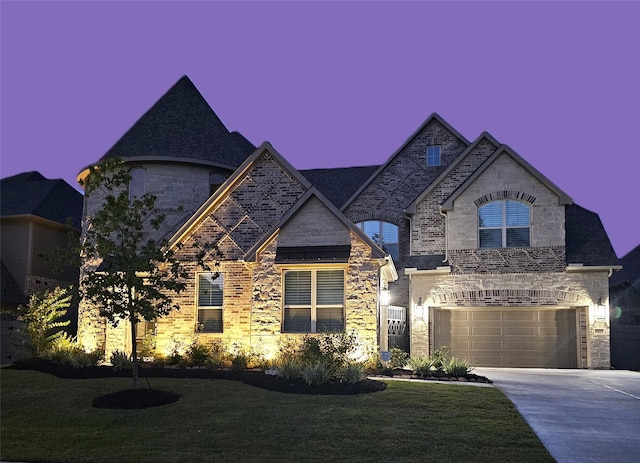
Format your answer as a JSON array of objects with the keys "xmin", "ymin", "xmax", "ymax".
[
  {"xmin": 389, "ymin": 347, "xmax": 409, "ymax": 369},
  {"xmin": 68, "ymin": 348, "xmax": 105, "ymax": 369},
  {"xmin": 444, "ymin": 357, "xmax": 474, "ymax": 376},
  {"xmin": 186, "ymin": 343, "xmax": 212, "ymax": 366},
  {"xmin": 341, "ymin": 362, "xmax": 367, "ymax": 384},
  {"xmin": 138, "ymin": 333, "xmax": 157, "ymax": 361},
  {"xmin": 301, "ymin": 361, "xmax": 333, "ymax": 385},
  {"xmin": 277, "ymin": 358, "xmax": 304, "ymax": 381},
  {"xmin": 13, "ymin": 287, "xmax": 72, "ymax": 358},
  {"xmin": 111, "ymin": 350, "xmax": 133, "ymax": 371},
  {"xmin": 431, "ymin": 346, "xmax": 452, "ymax": 371},
  {"xmin": 408, "ymin": 355, "xmax": 435, "ymax": 377}
]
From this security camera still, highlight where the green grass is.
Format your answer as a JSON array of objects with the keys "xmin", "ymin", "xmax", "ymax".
[{"xmin": 1, "ymin": 369, "xmax": 553, "ymax": 463}]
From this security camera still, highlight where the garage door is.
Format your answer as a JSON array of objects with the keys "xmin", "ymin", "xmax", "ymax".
[{"xmin": 433, "ymin": 308, "xmax": 577, "ymax": 368}]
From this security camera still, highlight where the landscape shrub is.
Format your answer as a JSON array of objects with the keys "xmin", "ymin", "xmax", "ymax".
[
  {"xmin": 186, "ymin": 343, "xmax": 212, "ymax": 366},
  {"xmin": 110, "ymin": 350, "xmax": 133, "ymax": 371},
  {"xmin": 389, "ymin": 347, "xmax": 409, "ymax": 369},
  {"xmin": 431, "ymin": 346, "xmax": 452, "ymax": 371},
  {"xmin": 408, "ymin": 355, "xmax": 435, "ymax": 377},
  {"xmin": 68, "ymin": 348, "xmax": 105, "ymax": 369},
  {"xmin": 138, "ymin": 333, "xmax": 157, "ymax": 361},
  {"xmin": 277, "ymin": 357, "xmax": 303, "ymax": 381},
  {"xmin": 444, "ymin": 357, "xmax": 474, "ymax": 376},
  {"xmin": 301, "ymin": 362, "xmax": 333, "ymax": 386},
  {"xmin": 341, "ymin": 362, "xmax": 367, "ymax": 384},
  {"xmin": 204, "ymin": 339, "xmax": 232, "ymax": 369}
]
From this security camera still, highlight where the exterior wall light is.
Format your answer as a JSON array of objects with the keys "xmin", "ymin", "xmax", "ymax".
[
  {"xmin": 380, "ymin": 289, "xmax": 391, "ymax": 306},
  {"xmin": 595, "ymin": 297, "xmax": 607, "ymax": 320},
  {"xmin": 415, "ymin": 297, "xmax": 424, "ymax": 320}
]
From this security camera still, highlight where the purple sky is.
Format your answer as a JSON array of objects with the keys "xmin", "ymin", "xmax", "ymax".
[{"xmin": 1, "ymin": 1, "xmax": 638, "ymax": 257}]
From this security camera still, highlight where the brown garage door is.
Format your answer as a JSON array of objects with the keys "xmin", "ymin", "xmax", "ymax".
[{"xmin": 433, "ymin": 308, "xmax": 577, "ymax": 368}]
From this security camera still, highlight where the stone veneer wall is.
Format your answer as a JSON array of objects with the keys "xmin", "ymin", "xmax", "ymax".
[
  {"xmin": 446, "ymin": 153, "xmax": 566, "ymax": 250},
  {"xmin": 408, "ymin": 270, "xmax": 611, "ymax": 368}
]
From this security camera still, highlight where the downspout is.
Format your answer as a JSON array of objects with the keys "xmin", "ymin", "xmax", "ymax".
[{"xmin": 439, "ymin": 207, "xmax": 449, "ymax": 263}]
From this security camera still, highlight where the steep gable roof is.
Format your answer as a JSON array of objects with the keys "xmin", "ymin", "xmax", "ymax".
[
  {"xmin": 0, "ymin": 171, "xmax": 83, "ymax": 228},
  {"xmin": 341, "ymin": 113, "xmax": 471, "ymax": 211},
  {"xmin": 244, "ymin": 188, "xmax": 390, "ymax": 262},
  {"xmin": 300, "ymin": 165, "xmax": 379, "ymax": 208},
  {"xmin": 441, "ymin": 145, "xmax": 573, "ymax": 211},
  {"xmin": 168, "ymin": 142, "xmax": 311, "ymax": 251},
  {"xmin": 92, "ymin": 75, "xmax": 254, "ymax": 170},
  {"xmin": 610, "ymin": 244, "xmax": 640, "ymax": 288},
  {"xmin": 405, "ymin": 131, "xmax": 501, "ymax": 214},
  {"xmin": 565, "ymin": 204, "xmax": 619, "ymax": 267}
]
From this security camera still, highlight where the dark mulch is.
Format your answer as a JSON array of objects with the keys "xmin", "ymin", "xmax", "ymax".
[
  {"xmin": 9, "ymin": 359, "xmax": 387, "ymax": 400},
  {"xmin": 93, "ymin": 388, "xmax": 180, "ymax": 409}
]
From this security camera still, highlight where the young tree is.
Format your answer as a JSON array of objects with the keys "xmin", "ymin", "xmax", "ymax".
[{"xmin": 80, "ymin": 158, "xmax": 214, "ymax": 389}]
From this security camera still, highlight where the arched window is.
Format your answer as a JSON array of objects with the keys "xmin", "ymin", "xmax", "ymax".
[
  {"xmin": 356, "ymin": 220, "xmax": 399, "ymax": 260},
  {"xmin": 128, "ymin": 168, "xmax": 145, "ymax": 201},
  {"xmin": 478, "ymin": 200, "xmax": 530, "ymax": 248}
]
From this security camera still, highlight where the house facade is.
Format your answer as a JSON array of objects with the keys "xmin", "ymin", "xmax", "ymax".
[
  {"xmin": 77, "ymin": 76, "xmax": 619, "ymax": 368},
  {"xmin": 0, "ymin": 171, "xmax": 83, "ymax": 360}
]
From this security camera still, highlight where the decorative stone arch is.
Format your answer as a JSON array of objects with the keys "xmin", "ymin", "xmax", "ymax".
[
  {"xmin": 474, "ymin": 190, "xmax": 537, "ymax": 208},
  {"xmin": 429, "ymin": 288, "xmax": 586, "ymax": 307},
  {"xmin": 350, "ymin": 212, "xmax": 404, "ymax": 225}
]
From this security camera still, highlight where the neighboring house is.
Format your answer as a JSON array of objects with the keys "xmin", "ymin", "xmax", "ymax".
[
  {"xmin": 609, "ymin": 245, "xmax": 640, "ymax": 370},
  {"xmin": 77, "ymin": 75, "xmax": 620, "ymax": 368},
  {"xmin": 0, "ymin": 171, "xmax": 83, "ymax": 360}
]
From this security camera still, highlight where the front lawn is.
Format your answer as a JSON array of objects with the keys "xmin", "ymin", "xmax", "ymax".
[{"xmin": 1, "ymin": 368, "xmax": 553, "ymax": 463}]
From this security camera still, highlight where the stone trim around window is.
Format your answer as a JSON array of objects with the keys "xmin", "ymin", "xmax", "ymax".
[{"xmin": 474, "ymin": 190, "xmax": 536, "ymax": 207}]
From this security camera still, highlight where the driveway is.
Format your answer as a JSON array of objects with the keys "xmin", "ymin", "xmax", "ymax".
[{"xmin": 476, "ymin": 368, "xmax": 640, "ymax": 463}]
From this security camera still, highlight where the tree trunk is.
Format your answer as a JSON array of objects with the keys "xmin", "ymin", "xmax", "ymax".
[{"xmin": 130, "ymin": 315, "xmax": 139, "ymax": 390}]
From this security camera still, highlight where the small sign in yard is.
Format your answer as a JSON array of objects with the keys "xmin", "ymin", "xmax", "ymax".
[{"xmin": 380, "ymin": 351, "xmax": 391, "ymax": 362}]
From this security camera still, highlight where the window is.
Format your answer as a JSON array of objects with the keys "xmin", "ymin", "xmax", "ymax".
[
  {"xmin": 478, "ymin": 200, "xmax": 530, "ymax": 248},
  {"xmin": 197, "ymin": 273, "xmax": 223, "ymax": 332},
  {"xmin": 283, "ymin": 269, "xmax": 344, "ymax": 333},
  {"xmin": 426, "ymin": 145, "xmax": 441, "ymax": 166},
  {"xmin": 356, "ymin": 220, "xmax": 399, "ymax": 260},
  {"xmin": 129, "ymin": 168, "xmax": 145, "ymax": 201}
]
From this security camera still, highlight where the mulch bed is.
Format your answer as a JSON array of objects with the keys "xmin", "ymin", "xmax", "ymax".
[{"xmin": 10, "ymin": 360, "xmax": 491, "ymax": 409}]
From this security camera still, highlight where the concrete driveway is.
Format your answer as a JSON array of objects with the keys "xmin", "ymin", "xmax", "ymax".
[{"xmin": 475, "ymin": 368, "xmax": 640, "ymax": 463}]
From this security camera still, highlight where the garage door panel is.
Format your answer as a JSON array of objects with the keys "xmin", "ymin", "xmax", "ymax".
[
  {"xmin": 471, "ymin": 326, "xmax": 502, "ymax": 336},
  {"xmin": 470, "ymin": 311, "xmax": 502, "ymax": 321},
  {"xmin": 503, "ymin": 311, "xmax": 537, "ymax": 321},
  {"xmin": 504, "ymin": 326, "xmax": 537, "ymax": 336},
  {"xmin": 434, "ymin": 308, "xmax": 577, "ymax": 368}
]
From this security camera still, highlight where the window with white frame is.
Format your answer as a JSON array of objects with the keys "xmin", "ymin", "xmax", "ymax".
[
  {"xmin": 356, "ymin": 220, "xmax": 399, "ymax": 260},
  {"xmin": 128, "ymin": 167, "xmax": 145, "ymax": 201},
  {"xmin": 478, "ymin": 199, "xmax": 530, "ymax": 248},
  {"xmin": 283, "ymin": 269, "xmax": 344, "ymax": 333},
  {"xmin": 197, "ymin": 273, "xmax": 223, "ymax": 332},
  {"xmin": 426, "ymin": 145, "xmax": 441, "ymax": 166}
]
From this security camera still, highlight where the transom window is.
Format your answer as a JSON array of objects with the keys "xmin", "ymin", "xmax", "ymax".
[
  {"xmin": 283, "ymin": 269, "xmax": 344, "ymax": 333},
  {"xmin": 197, "ymin": 273, "xmax": 223, "ymax": 332},
  {"xmin": 128, "ymin": 168, "xmax": 145, "ymax": 201},
  {"xmin": 426, "ymin": 145, "xmax": 441, "ymax": 166},
  {"xmin": 356, "ymin": 220, "xmax": 399, "ymax": 261},
  {"xmin": 478, "ymin": 200, "xmax": 530, "ymax": 248}
]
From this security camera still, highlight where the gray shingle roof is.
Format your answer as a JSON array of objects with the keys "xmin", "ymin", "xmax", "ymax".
[
  {"xmin": 565, "ymin": 204, "xmax": 619, "ymax": 267},
  {"xmin": 610, "ymin": 244, "xmax": 640, "ymax": 288},
  {"xmin": 100, "ymin": 75, "xmax": 255, "ymax": 168},
  {"xmin": 300, "ymin": 165, "xmax": 379, "ymax": 208},
  {"xmin": 0, "ymin": 172, "xmax": 83, "ymax": 228},
  {"xmin": 407, "ymin": 255, "xmax": 448, "ymax": 270}
]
